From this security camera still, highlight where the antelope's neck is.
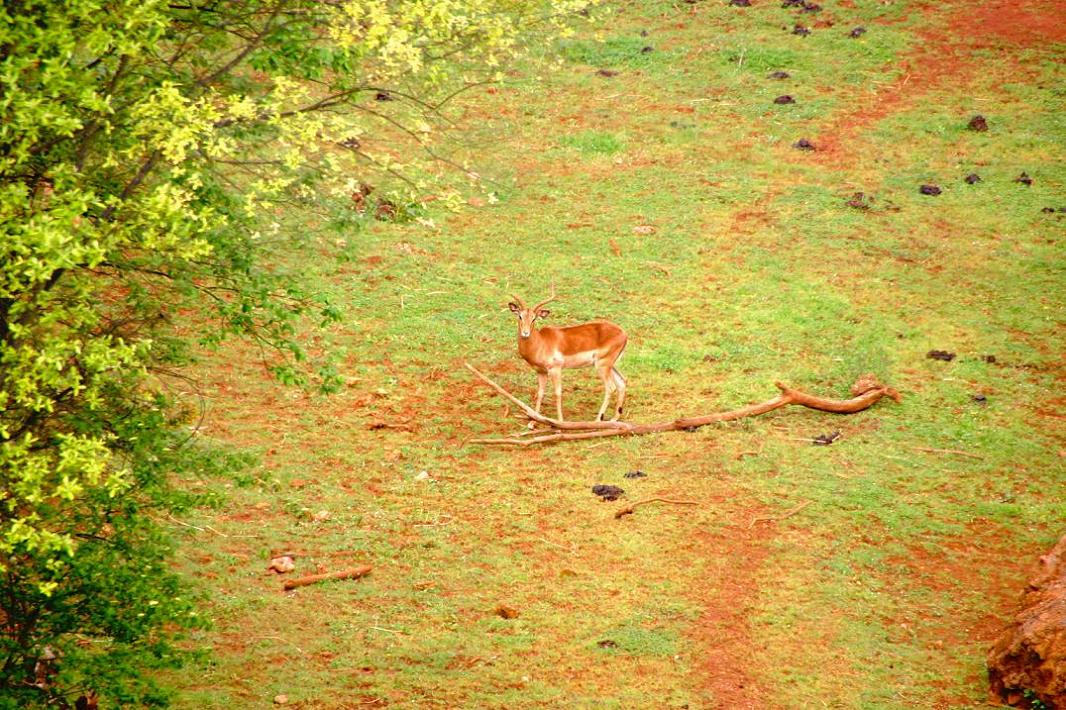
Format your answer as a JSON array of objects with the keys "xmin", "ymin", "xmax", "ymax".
[{"xmin": 518, "ymin": 326, "xmax": 547, "ymax": 363}]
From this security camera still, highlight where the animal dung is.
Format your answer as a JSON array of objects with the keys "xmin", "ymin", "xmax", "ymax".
[
  {"xmin": 927, "ymin": 350, "xmax": 956, "ymax": 362},
  {"xmin": 967, "ymin": 114, "xmax": 988, "ymax": 132},
  {"xmin": 812, "ymin": 431, "xmax": 840, "ymax": 446},
  {"xmin": 793, "ymin": 138, "xmax": 815, "ymax": 151},
  {"xmin": 849, "ymin": 27, "xmax": 867, "ymax": 38},
  {"xmin": 641, "ymin": 45, "xmax": 655, "ymax": 53},
  {"xmin": 972, "ymin": 394, "xmax": 988, "ymax": 405},
  {"xmin": 769, "ymin": 70, "xmax": 791, "ymax": 79},
  {"xmin": 919, "ymin": 184, "xmax": 942, "ymax": 196},
  {"xmin": 592, "ymin": 484, "xmax": 625, "ymax": 501},
  {"xmin": 983, "ymin": 354, "xmax": 997, "ymax": 363},
  {"xmin": 964, "ymin": 173, "xmax": 982, "ymax": 184},
  {"xmin": 845, "ymin": 192, "xmax": 870, "ymax": 209},
  {"xmin": 774, "ymin": 95, "xmax": 796, "ymax": 104}
]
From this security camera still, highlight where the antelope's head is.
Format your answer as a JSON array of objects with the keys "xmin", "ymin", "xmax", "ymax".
[{"xmin": 508, "ymin": 288, "xmax": 556, "ymax": 339}]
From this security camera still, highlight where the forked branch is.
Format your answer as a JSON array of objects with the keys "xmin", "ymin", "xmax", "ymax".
[{"xmin": 464, "ymin": 363, "xmax": 900, "ymax": 446}]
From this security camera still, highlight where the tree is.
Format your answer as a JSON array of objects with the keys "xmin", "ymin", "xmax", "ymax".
[{"xmin": 0, "ymin": 0, "xmax": 592, "ymax": 705}]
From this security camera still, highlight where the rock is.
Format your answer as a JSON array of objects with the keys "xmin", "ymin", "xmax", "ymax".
[
  {"xmin": 792, "ymin": 25, "xmax": 811, "ymax": 36},
  {"xmin": 774, "ymin": 95, "xmax": 796, "ymax": 104},
  {"xmin": 1015, "ymin": 172, "xmax": 1033, "ymax": 186},
  {"xmin": 972, "ymin": 394, "xmax": 988, "ymax": 405},
  {"xmin": 729, "ymin": 0, "xmax": 752, "ymax": 6},
  {"xmin": 268, "ymin": 555, "xmax": 296, "ymax": 574},
  {"xmin": 768, "ymin": 70, "xmax": 791, "ymax": 79},
  {"xmin": 641, "ymin": 45, "xmax": 654, "ymax": 53},
  {"xmin": 849, "ymin": 27, "xmax": 867, "ymax": 38},
  {"xmin": 968, "ymin": 114, "xmax": 989, "ymax": 132},
  {"xmin": 624, "ymin": 470, "xmax": 647, "ymax": 479},
  {"xmin": 793, "ymin": 138, "xmax": 815, "ymax": 151},
  {"xmin": 927, "ymin": 350, "xmax": 956, "ymax": 362},
  {"xmin": 274, "ymin": 694, "xmax": 289, "ymax": 705},
  {"xmin": 495, "ymin": 604, "xmax": 519, "ymax": 619},
  {"xmin": 919, "ymin": 184, "xmax": 942, "ymax": 196},
  {"xmin": 965, "ymin": 173, "xmax": 982, "ymax": 184},
  {"xmin": 988, "ymin": 534, "xmax": 1066, "ymax": 708}
]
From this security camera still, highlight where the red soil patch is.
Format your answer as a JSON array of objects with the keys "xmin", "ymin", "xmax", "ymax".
[
  {"xmin": 814, "ymin": 0, "xmax": 1066, "ymax": 163},
  {"xmin": 688, "ymin": 508, "xmax": 777, "ymax": 708}
]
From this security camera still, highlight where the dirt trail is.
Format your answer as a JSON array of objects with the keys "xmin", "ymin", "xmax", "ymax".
[
  {"xmin": 691, "ymin": 516, "xmax": 777, "ymax": 708},
  {"xmin": 814, "ymin": 0, "xmax": 1066, "ymax": 163}
]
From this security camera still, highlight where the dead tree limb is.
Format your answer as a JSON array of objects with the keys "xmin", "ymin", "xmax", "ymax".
[
  {"xmin": 465, "ymin": 363, "xmax": 900, "ymax": 446},
  {"xmin": 282, "ymin": 565, "xmax": 372, "ymax": 591}
]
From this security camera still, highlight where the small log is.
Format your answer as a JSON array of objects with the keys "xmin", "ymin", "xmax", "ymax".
[{"xmin": 283, "ymin": 565, "xmax": 372, "ymax": 591}]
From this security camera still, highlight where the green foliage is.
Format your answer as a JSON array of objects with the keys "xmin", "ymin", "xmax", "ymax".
[
  {"xmin": 560, "ymin": 130, "xmax": 626, "ymax": 154},
  {"xmin": 0, "ymin": 0, "xmax": 594, "ymax": 705}
]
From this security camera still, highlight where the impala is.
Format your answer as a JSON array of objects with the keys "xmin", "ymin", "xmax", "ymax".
[{"xmin": 508, "ymin": 288, "xmax": 628, "ymax": 424}]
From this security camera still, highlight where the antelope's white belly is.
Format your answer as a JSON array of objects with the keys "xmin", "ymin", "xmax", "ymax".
[{"xmin": 552, "ymin": 350, "xmax": 598, "ymax": 369}]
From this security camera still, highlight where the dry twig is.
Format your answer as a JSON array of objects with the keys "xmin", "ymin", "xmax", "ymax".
[
  {"xmin": 912, "ymin": 446, "xmax": 982, "ymax": 460},
  {"xmin": 614, "ymin": 497, "xmax": 700, "ymax": 519},
  {"xmin": 748, "ymin": 501, "xmax": 812, "ymax": 528}
]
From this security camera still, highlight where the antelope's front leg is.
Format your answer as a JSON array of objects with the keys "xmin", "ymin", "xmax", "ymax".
[
  {"xmin": 549, "ymin": 367, "xmax": 564, "ymax": 422},
  {"xmin": 529, "ymin": 372, "xmax": 547, "ymax": 429}
]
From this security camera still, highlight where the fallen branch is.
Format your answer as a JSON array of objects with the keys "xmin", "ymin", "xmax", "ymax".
[
  {"xmin": 614, "ymin": 497, "xmax": 700, "ymax": 519},
  {"xmin": 748, "ymin": 501, "xmax": 812, "ymax": 528},
  {"xmin": 465, "ymin": 364, "xmax": 900, "ymax": 446},
  {"xmin": 282, "ymin": 565, "xmax": 372, "ymax": 591}
]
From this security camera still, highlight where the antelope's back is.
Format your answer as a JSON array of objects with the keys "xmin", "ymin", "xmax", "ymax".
[{"xmin": 543, "ymin": 320, "xmax": 626, "ymax": 356}]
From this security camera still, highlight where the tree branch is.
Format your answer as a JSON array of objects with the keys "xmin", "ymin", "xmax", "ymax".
[{"xmin": 464, "ymin": 364, "xmax": 900, "ymax": 446}]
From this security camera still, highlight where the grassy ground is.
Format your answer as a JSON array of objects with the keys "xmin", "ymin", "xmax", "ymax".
[{"xmin": 165, "ymin": 1, "xmax": 1064, "ymax": 707}]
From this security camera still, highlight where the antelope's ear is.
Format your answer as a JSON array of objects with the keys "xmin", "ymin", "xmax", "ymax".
[
  {"xmin": 508, "ymin": 302, "xmax": 521, "ymax": 313},
  {"xmin": 536, "ymin": 308, "xmax": 551, "ymax": 319}
]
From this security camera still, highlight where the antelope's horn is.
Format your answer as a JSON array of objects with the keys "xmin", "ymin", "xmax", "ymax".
[
  {"xmin": 510, "ymin": 294, "xmax": 526, "ymax": 308},
  {"xmin": 533, "ymin": 283, "xmax": 557, "ymax": 312}
]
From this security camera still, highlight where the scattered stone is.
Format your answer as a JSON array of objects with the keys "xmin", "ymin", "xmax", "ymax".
[
  {"xmin": 730, "ymin": 0, "xmax": 752, "ymax": 6},
  {"xmin": 495, "ymin": 605, "xmax": 520, "ymax": 619},
  {"xmin": 849, "ymin": 26, "xmax": 867, "ymax": 37},
  {"xmin": 374, "ymin": 91, "xmax": 393, "ymax": 101},
  {"xmin": 596, "ymin": 69, "xmax": 620, "ymax": 78},
  {"xmin": 273, "ymin": 695, "xmax": 289, "ymax": 705},
  {"xmin": 597, "ymin": 639, "xmax": 619, "ymax": 648},
  {"xmin": 769, "ymin": 70, "xmax": 791, "ymax": 79},
  {"xmin": 983, "ymin": 354, "xmax": 997, "ymax": 364},
  {"xmin": 968, "ymin": 114, "xmax": 988, "ymax": 132},
  {"xmin": 624, "ymin": 470, "xmax": 647, "ymax": 479},
  {"xmin": 812, "ymin": 431, "xmax": 841, "ymax": 446},
  {"xmin": 927, "ymin": 350, "xmax": 956, "ymax": 362},
  {"xmin": 793, "ymin": 138, "xmax": 815, "ymax": 151},
  {"xmin": 312, "ymin": 509, "xmax": 331, "ymax": 522},
  {"xmin": 414, "ymin": 470, "xmax": 430, "ymax": 481},
  {"xmin": 964, "ymin": 173, "xmax": 982, "ymax": 184},
  {"xmin": 1014, "ymin": 172, "xmax": 1033, "ymax": 186},
  {"xmin": 632, "ymin": 225, "xmax": 656, "ymax": 235},
  {"xmin": 972, "ymin": 394, "xmax": 988, "ymax": 405},
  {"xmin": 268, "ymin": 555, "xmax": 296, "ymax": 574},
  {"xmin": 774, "ymin": 95, "xmax": 796, "ymax": 104},
  {"xmin": 792, "ymin": 25, "xmax": 811, "ymax": 36},
  {"xmin": 641, "ymin": 45, "xmax": 655, "ymax": 53},
  {"xmin": 845, "ymin": 192, "xmax": 870, "ymax": 209},
  {"xmin": 592, "ymin": 485, "xmax": 625, "ymax": 501},
  {"xmin": 919, "ymin": 184, "xmax": 942, "ymax": 196}
]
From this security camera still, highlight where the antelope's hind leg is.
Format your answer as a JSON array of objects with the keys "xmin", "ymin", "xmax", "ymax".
[
  {"xmin": 595, "ymin": 363, "xmax": 615, "ymax": 421},
  {"xmin": 610, "ymin": 367, "xmax": 627, "ymax": 421}
]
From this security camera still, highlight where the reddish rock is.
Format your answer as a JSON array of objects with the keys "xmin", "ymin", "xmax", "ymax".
[{"xmin": 988, "ymin": 534, "xmax": 1066, "ymax": 707}]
